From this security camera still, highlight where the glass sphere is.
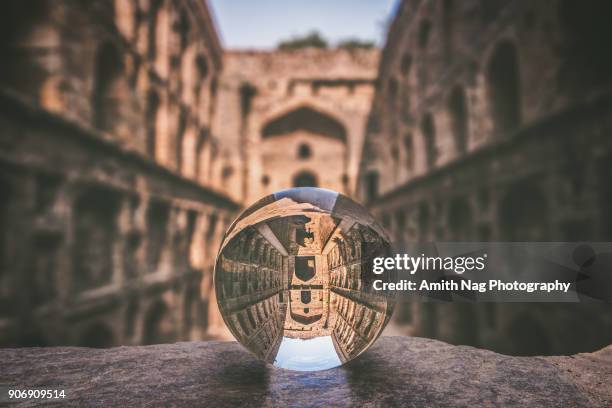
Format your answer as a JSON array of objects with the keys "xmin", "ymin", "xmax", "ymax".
[{"xmin": 214, "ymin": 188, "xmax": 395, "ymax": 371}]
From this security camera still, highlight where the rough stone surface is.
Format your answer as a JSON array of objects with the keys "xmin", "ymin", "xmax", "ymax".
[{"xmin": 1, "ymin": 336, "xmax": 610, "ymax": 407}]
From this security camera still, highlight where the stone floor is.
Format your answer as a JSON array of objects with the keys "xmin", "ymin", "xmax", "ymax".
[{"xmin": 0, "ymin": 336, "xmax": 610, "ymax": 407}]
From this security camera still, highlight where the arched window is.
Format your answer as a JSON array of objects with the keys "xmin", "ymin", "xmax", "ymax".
[
  {"xmin": 487, "ymin": 41, "xmax": 521, "ymax": 134},
  {"xmin": 195, "ymin": 54, "xmax": 208, "ymax": 80},
  {"xmin": 400, "ymin": 53, "xmax": 412, "ymax": 77},
  {"xmin": 448, "ymin": 85, "xmax": 469, "ymax": 154},
  {"xmin": 418, "ymin": 19, "xmax": 432, "ymax": 49},
  {"xmin": 92, "ymin": 42, "xmax": 123, "ymax": 132},
  {"xmin": 176, "ymin": 108, "xmax": 187, "ymax": 173},
  {"xmin": 239, "ymin": 82, "xmax": 256, "ymax": 119},
  {"xmin": 293, "ymin": 171, "xmax": 318, "ymax": 188},
  {"xmin": 297, "ymin": 143, "xmax": 312, "ymax": 159},
  {"xmin": 146, "ymin": 90, "xmax": 160, "ymax": 158},
  {"xmin": 420, "ymin": 113, "xmax": 437, "ymax": 168},
  {"xmin": 300, "ymin": 290, "xmax": 311, "ymax": 304}
]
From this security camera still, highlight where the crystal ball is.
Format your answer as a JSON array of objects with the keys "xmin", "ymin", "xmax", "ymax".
[{"xmin": 214, "ymin": 188, "xmax": 395, "ymax": 371}]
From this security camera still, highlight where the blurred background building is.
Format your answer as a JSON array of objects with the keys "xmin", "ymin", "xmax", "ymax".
[
  {"xmin": 0, "ymin": 0, "xmax": 611, "ymax": 354},
  {"xmin": 0, "ymin": 0, "xmax": 238, "ymax": 347},
  {"xmin": 356, "ymin": 0, "xmax": 612, "ymax": 355}
]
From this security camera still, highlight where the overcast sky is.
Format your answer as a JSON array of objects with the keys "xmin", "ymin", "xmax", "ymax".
[{"xmin": 208, "ymin": 0, "xmax": 398, "ymax": 49}]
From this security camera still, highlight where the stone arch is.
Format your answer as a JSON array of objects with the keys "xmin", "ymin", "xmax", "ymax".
[
  {"xmin": 487, "ymin": 40, "xmax": 521, "ymax": 134},
  {"xmin": 143, "ymin": 299, "xmax": 175, "ymax": 345},
  {"xmin": 420, "ymin": 113, "xmax": 437, "ymax": 169},
  {"xmin": 79, "ymin": 322, "xmax": 116, "ymax": 348},
  {"xmin": 261, "ymin": 106, "xmax": 347, "ymax": 143},
  {"xmin": 448, "ymin": 85, "xmax": 469, "ymax": 155},
  {"xmin": 293, "ymin": 171, "xmax": 318, "ymax": 188},
  {"xmin": 499, "ymin": 182, "xmax": 548, "ymax": 241},
  {"xmin": 92, "ymin": 42, "xmax": 125, "ymax": 132}
]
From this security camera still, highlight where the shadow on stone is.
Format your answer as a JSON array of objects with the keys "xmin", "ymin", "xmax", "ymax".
[{"xmin": 342, "ymin": 350, "xmax": 408, "ymax": 406}]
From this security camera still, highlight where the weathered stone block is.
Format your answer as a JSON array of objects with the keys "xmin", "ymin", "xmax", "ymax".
[{"xmin": 1, "ymin": 336, "xmax": 610, "ymax": 407}]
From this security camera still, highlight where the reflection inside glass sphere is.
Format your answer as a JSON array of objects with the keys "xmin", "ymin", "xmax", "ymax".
[{"xmin": 214, "ymin": 188, "xmax": 395, "ymax": 371}]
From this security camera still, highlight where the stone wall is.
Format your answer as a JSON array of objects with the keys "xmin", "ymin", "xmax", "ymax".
[
  {"xmin": 358, "ymin": 0, "xmax": 612, "ymax": 355},
  {"xmin": 0, "ymin": 0, "xmax": 239, "ymax": 347},
  {"xmin": 214, "ymin": 49, "xmax": 379, "ymax": 204}
]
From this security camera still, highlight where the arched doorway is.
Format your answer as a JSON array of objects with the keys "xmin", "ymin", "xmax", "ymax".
[
  {"xmin": 293, "ymin": 171, "xmax": 318, "ymax": 188},
  {"xmin": 295, "ymin": 256, "xmax": 315, "ymax": 282}
]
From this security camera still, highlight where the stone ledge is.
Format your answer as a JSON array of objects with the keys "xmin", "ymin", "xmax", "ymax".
[{"xmin": 0, "ymin": 336, "xmax": 610, "ymax": 407}]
